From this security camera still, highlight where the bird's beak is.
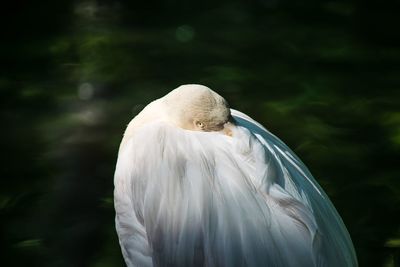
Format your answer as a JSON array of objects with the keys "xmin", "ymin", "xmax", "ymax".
[{"xmin": 221, "ymin": 121, "xmax": 234, "ymax": 137}]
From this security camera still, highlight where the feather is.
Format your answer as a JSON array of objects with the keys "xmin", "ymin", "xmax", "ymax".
[{"xmin": 114, "ymin": 109, "xmax": 357, "ymax": 267}]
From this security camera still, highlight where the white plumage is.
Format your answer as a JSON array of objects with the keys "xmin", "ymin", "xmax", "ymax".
[{"xmin": 114, "ymin": 84, "xmax": 357, "ymax": 267}]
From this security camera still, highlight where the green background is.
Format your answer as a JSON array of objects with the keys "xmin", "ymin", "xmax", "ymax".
[{"xmin": 1, "ymin": 0, "xmax": 399, "ymax": 266}]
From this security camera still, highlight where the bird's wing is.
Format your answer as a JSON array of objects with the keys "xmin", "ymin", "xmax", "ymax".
[
  {"xmin": 115, "ymin": 118, "xmax": 355, "ymax": 267},
  {"xmin": 231, "ymin": 109, "xmax": 358, "ymax": 267},
  {"xmin": 114, "ymin": 133, "xmax": 154, "ymax": 267}
]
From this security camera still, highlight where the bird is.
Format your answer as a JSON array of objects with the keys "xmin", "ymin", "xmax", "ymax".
[{"xmin": 114, "ymin": 84, "xmax": 358, "ymax": 267}]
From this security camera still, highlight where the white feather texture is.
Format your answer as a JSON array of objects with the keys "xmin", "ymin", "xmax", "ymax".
[{"xmin": 114, "ymin": 85, "xmax": 358, "ymax": 267}]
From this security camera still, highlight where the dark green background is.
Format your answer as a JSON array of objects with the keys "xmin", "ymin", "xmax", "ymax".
[{"xmin": 1, "ymin": 0, "xmax": 399, "ymax": 266}]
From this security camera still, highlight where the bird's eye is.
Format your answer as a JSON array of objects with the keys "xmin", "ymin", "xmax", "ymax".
[{"xmin": 196, "ymin": 121, "xmax": 204, "ymax": 128}]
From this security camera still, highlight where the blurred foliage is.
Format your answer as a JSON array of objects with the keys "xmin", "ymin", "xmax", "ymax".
[{"xmin": 0, "ymin": 0, "xmax": 399, "ymax": 266}]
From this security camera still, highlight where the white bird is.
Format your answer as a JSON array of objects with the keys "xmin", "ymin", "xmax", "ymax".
[{"xmin": 114, "ymin": 84, "xmax": 358, "ymax": 267}]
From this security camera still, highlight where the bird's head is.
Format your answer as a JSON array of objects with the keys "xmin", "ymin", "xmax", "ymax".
[{"xmin": 163, "ymin": 84, "xmax": 233, "ymax": 135}]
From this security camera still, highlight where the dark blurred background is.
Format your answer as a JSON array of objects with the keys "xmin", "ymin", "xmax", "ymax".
[{"xmin": 1, "ymin": 0, "xmax": 399, "ymax": 266}]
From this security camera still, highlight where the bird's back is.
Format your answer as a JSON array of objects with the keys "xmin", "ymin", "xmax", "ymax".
[{"xmin": 114, "ymin": 112, "xmax": 357, "ymax": 266}]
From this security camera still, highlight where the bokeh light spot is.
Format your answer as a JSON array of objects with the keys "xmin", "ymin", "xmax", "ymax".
[
  {"xmin": 175, "ymin": 25, "xmax": 195, "ymax": 42},
  {"xmin": 78, "ymin": 82, "xmax": 94, "ymax": 100}
]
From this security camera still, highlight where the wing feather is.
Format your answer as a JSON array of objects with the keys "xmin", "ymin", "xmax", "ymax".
[
  {"xmin": 231, "ymin": 109, "xmax": 358, "ymax": 267},
  {"xmin": 114, "ymin": 110, "xmax": 357, "ymax": 267}
]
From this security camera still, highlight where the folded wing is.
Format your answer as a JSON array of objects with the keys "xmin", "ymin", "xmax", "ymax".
[
  {"xmin": 231, "ymin": 109, "xmax": 358, "ymax": 267},
  {"xmin": 114, "ymin": 111, "xmax": 357, "ymax": 267}
]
